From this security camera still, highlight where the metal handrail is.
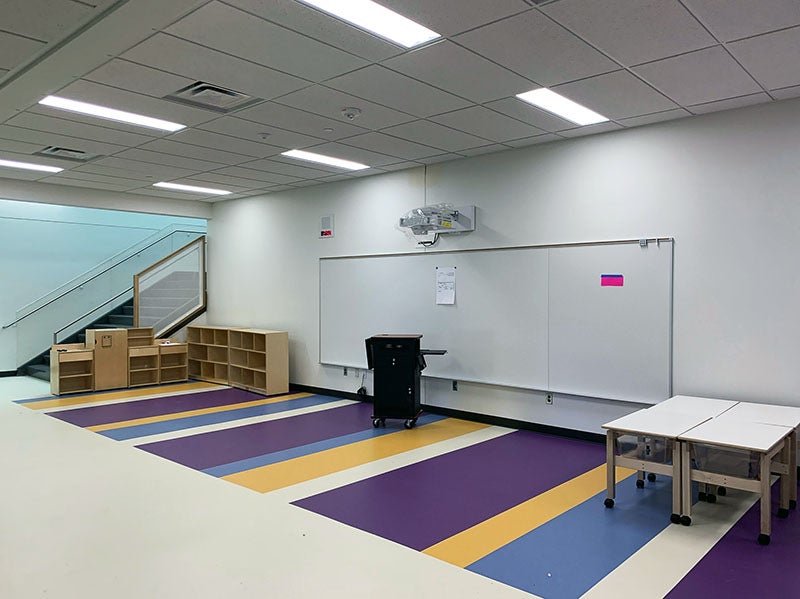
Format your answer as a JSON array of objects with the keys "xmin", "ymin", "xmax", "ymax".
[
  {"xmin": 52, "ymin": 287, "xmax": 133, "ymax": 344},
  {"xmin": 2, "ymin": 227, "xmax": 204, "ymax": 330}
]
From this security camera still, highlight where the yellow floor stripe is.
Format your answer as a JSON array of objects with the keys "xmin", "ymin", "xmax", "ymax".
[
  {"xmin": 23, "ymin": 381, "xmax": 220, "ymax": 410},
  {"xmin": 224, "ymin": 418, "xmax": 489, "ymax": 493},
  {"xmin": 422, "ymin": 465, "xmax": 636, "ymax": 568},
  {"xmin": 87, "ymin": 393, "xmax": 313, "ymax": 432}
]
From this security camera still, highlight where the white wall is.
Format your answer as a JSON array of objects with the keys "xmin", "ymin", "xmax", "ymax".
[
  {"xmin": 0, "ymin": 199, "xmax": 205, "ymax": 370},
  {"xmin": 207, "ymin": 97, "xmax": 800, "ymax": 434}
]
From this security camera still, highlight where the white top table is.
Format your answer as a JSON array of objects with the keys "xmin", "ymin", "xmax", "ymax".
[
  {"xmin": 603, "ymin": 408, "xmax": 711, "ymax": 438},
  {"xmin": 648, "ymin": 395, "xmax": 738, "ymax": 419},
  {"xmin": 719, "ymin": 401, "xmax": 800, "ymax": 428},
  {"xmin": 679, "ymin": 418, "xmax": 791, "ymax": 451}
]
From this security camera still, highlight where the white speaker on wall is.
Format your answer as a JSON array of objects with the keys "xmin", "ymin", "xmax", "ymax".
[{"xmin": 320, "ymin": 214, "xmax": 334, "ymax": 239}]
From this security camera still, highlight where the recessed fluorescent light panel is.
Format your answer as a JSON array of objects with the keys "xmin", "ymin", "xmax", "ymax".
[
  {"xmin": 281, "ymin": 149, "xmax": 369, "ymax": 171},
  {"xmin": 516, "ymin": 88, "xmax": 608, "ymax": 126},
  {"xmin": 39, "ymin": 96, "xmax": 185, "ymax": 132},
  {"xmin": 296, "ymin": 0, "xmax": 440, "ymax": 48},
  {"xmin": 153, "ymin": 182, "xmax": 232, "ymax": 195},
  {"xmin": 0, "ymin": 158, "xmax": 63, "ymax": 173}
]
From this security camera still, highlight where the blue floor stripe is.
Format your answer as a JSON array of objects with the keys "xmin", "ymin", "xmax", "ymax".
[
  {"xmin": 100, "ymin": 395, "xmax": 344, "ymax": 441},
  {"xmin": 468, "ymin": 475, "xmax": 675, "ymax": 599},
  {"xmin": 203, "ymin": 413, "xmax": 447, "ymax": 477}
]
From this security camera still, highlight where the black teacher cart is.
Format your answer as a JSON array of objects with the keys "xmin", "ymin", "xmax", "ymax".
[{"xmin": 365, "ymin": 334, "xmax": 446, "ymax": 429}]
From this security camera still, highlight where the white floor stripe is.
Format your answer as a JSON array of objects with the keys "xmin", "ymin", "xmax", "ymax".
[
  {"xmin": 118, "ymin": 399, "xmax": 356, "ymax": 445},
  {"xmin": 581, "ymin": 488, "xmax": 759, "ymax": 598}
]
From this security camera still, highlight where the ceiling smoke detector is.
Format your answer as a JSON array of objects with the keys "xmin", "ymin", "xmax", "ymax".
[
  {"xmin": 341, "ymin": 107, "xmax": 362, "ymax": 120},
  {"xmin": 165, "ymin": 82, "xmax": 261, "ymax": 113}
]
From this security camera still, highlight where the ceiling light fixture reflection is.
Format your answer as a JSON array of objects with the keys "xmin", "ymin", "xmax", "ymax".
[
  {"xmin": 153, "ymin": 182, "xmax": 232, "ymax": 195},
  {"xmin": 282, "ymin": 149, "xmax": 369, "ymax": 171},
  {"xmin": 39, "ymin": 96, "xmax": 186, "ymax": 132},
  {"xmin": 0, "ymin": 158, "xmax": 64, "ymax": 173},
  {"xmin": 516, "ymin": 88, "xmax": 608, "ymax": 126},
  {"xmin": 296, "ymin": 0, "xmax": 440, "ymax": 48}
]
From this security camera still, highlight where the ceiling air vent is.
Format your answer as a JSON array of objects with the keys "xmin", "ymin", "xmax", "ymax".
[
  {"xmin": 165, "ymin": 82, "xmax": 261, "ymax": 113},
  {"xmin": 35, "ymin": 146, "xmax": 99, "ymax": 162},
  {"xmin": 524, "ymin": 0, "xmax": 560, "ymax": 5}
]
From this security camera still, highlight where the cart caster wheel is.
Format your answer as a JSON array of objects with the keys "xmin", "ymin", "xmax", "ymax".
[
  {"xmin": 647, "ymin": 473, "xmax": 656, "ymax": 482},
  {"xmin": 707, "ymin": 494, "xmax": 717, "ymax": 504},
  {"xmin": 404, "ymin": 419, "xmax": 414, "ymax": 429},
  {"xmin": 778, "ymin": 508, "xmax": 789, "ymax": 519},
  {"xmin": 636, "ymin": 479, "xmax": 645, "ymax": 489},
  {"xmin": 758, "ymin": 533, "xmax": 770, "ymax": 546},
  {"xmin": 698, "ymin": 491, "xmax": 707, "ymax": 501},
  {"xmin": 717, "ymin": 486, "xmax": 727, "ymax": 496},
  {"xmin": 372, "ymin": 418, "xmax": 381, "ymax": 428},
  {"xmin": 380, "ymin": 418, "xmax": 386, "ymax": 427},
  {"xmin": 680, "ymin": 515, "xmax": 691, "ymax": 526},
  {"xmin": 670, "ymin": 513, "xmax": 681, "ymax": 524},
  {"xmin": 357, "ymin": 387, "xmax": 368, "ymax": 400},
  {"xmin": 604, "ymin": 498, "xmax": 614, "ymax": 508},
  {"xmin": 790, "ymin": 500, "xmax": 797, "ymax": 510}
]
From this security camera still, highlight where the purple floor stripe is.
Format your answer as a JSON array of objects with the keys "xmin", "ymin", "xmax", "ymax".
[
  {"xmin": 138, "ymin": 402, "xmax": 374, "ymax": 470},
  {"xmin": 47, "ymin": 388, "xmax": 263, "ymax": 427},
  {"xmin": 293, "ymin": 430, "xmax": 604, "ymax": 551},
  {"xmin": 667, "ymin": 482, "xmax": 800, "ymax": 597}
]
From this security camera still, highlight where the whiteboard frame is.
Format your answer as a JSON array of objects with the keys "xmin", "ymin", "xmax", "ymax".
[{"xmin": 319, "ymin": 237, "xmax": 674, "ymax": 404}]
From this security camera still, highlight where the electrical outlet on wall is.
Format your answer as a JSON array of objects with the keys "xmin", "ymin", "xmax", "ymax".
[{"xmin": 545, "ymin": 393, "xmax": 553, "ymax": 405}]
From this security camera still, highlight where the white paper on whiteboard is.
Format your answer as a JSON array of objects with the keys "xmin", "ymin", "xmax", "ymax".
[{"xmin": 436, "ymin": 266, "xmax": 456, "ymax": 305}]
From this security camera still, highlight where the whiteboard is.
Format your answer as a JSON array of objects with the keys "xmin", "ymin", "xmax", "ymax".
[{"xmin": 320, "ymin": 239, "xmax": 672, "ymax": 403}]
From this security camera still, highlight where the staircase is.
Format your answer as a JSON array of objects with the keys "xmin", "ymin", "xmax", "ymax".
[{"xmin": 23, "ymin": 300, "xmax": 135, "ymax": 381}]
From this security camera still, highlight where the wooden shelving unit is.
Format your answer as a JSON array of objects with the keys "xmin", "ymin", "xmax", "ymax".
[
  {"xmin": 127, "ymin": 327, "xmax": 155, "ymax": 348},
  {"xmin": 50, "ymin": 344, "xmax": 94, "ymax": 395},
  {"xmin": 228, "ymin": 329, "xmax": 288, "ymax": 396},
  {"xmin": 128, "ymin": 346, "xmax": 159, "ymax": 387},
  {"xmin": 187, "ymin": 325, "xmax": 232, "ymax": 384},
  {"xmin": 159, "ymin": 343, "xmax": 188, "ymax": 383}
]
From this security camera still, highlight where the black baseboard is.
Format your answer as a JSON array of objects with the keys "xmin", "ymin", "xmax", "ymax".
[
  {"xmin": 288, "ymin": 384, "xmax": 603, "ymax": 444},
  {"xmin": 0, "ymin": 370, "xmax": 18, "ymax": 378}
]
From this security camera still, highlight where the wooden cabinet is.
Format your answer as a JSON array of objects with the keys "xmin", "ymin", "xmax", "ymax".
[
  {"xmin": 127, "ymin": 327, "xmax": 154, "ymax": 348},
  {"xmin": 50, "ymin": 345, "xmax": 94, "ymax": 395},
  {"xmin": 128, "ymin": 346, "xmax": 159, "ymax": 387},
  {"xmin": 187, "ymin": 326, "xmax": 289, "ymax": 396},
  {"xmin": 85, "ymin": 328, "xmax": 128, "ymax": 391},
  {"xmin": 159, "ymin": 343, "xmax": 188, "ymax": 384}
]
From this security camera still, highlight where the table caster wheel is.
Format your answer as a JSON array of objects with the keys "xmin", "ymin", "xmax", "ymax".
[
  {"xmin": 698, "ymin": 491, "xmax": 707, "ymax": 501},
  {"xmin": 372, "ymin": 418, "xmax": 381, "ymax": 428},
  {"xmin": 707, "ymin": 494, "xmax": 717, "ymax": 504},
  {"xmin": 778, "ymin": 508, "xmax": 789, "ymax": 519},
  {"xmin": 404, "ymin": 419, "xmax": 414, "ymax": 429},
  {"xmin": 790, "ymin": 500, "xmax": 797, "ymax": 510},
  {"xmin": 758, "ymin": 533, "xmax": 770, "ymax": 546},
  {"xmin": 647, "ymin": 473, "xmax": 656, "ymax": 482},
  {"xmin": 604, "ymin": 498, "xmax": 614, "ymax": 508},
  {"xmin": 636, "ymin": 479, "xmax": 645, "ymax": 488},
  {"xmin": 717, "ymin": 486, "xmax": 727, "ymax": 496},
  {"xmin": 680, "ymin": 515, "xmax": 691, "ymax": 526},
  {"xmin": 670, "ymin": 513, "xmax": 681, "ymax": 524}
]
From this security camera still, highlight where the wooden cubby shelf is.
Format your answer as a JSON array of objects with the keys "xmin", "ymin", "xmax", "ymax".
[
  {"xmin": 51, "ymin": 345, "xmax": 94, "ymax": 396},
  {"xmin": 159, "ymin": 343, "xmax": 188, "ymax": 384}
]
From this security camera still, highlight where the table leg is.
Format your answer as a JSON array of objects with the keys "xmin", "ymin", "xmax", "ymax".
[
  {"xmin": 681, "ymin": 441, "xmax": 692, "ymax": 526},
  {"xmin": 758, "ymin": 451, "xmax": 771, "ymax": 545},
  {"xmin": 671, "ymin": 440, "xmax": 681, "ymax": 524},
  {"xmin": 791, "ymin": 430, "xmax": 798, "ymax": 509},
  {"xmin": 779, "ymin": 438, "xmax": 791, "ymax": 518},
  {"xmin": 605, "ymin": 431, "xmax": 616, "ymax": 508}
]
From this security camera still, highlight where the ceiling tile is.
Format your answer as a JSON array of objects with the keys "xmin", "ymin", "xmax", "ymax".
[
  {"xmin": 137, "ymin": 139, "xmax": 253, "ymax": 166},
  {"xmin": 542, "ymin": 0, "xmax": 716, "ymax": 66},
  {"xmin": 239, "ymin": 157, "xmax": 335, "ymax": 178},
  {"xmin": 558, "ymin": 122, "xmax": 624, "ymax": 138},
  {"xmin": 484, "ymin": 98, "xmax": 579, "ymax": 132},
  {"xmin": 0, "ymin": 123, "xmax": 128, "ymax": 156},
  {"xmin": 131, "ymin": 188, "xmax": 213, "ymax": 201},
  {"xmin": 689, "ymin": 92, "xmax": 773, "ymax": 114},
  {"xmin": 166, "ymin": 2, "xmax": 367, "ymax": 81},
  {"xmin": 53, "ymin": 169, "xmax": 145, "ymax": 187},
  {"xmin": 377, "ymin": 0, "xmax": 531, "ymax": 37},
  {"xmin": 54, "ymin": 79, "xmax": 217, "ymax": 127},
  {"xmin": 212, "ymin": 166, "xmax": 302, "ymax": 185},
  {"xmin": 39, "ymin": 176, "xmax": 135, "ymax": 192},
  {"xmin": 0, "ymin": 149, "xmax": 75, "ymax": 170},
  {"xmin": 71, "ymin": 163, "xmax": 163, "ymax": 182},
  {"xmin": 771, "ymin": 85, "xmax": 800, "ymax": 101},
  {"xmin": 122, "ymin": 33, "xmax": 308, "ymax": 103},
  {"xmin": 199, "ymin": 116, "xmax": 324, "ymax": 149},
  {"xmin": 0, "ymin": 31, "xmax": 45, "ymax": 70},
  {"xmin": 383, "ymin": 41, "xmax": 534, "ymax": 103},
  {"xmin": 3, "ymin": 0, "xmax": 93, "ymax": 42},
  {"xmin": 0, "ymin": 168, "xmax": 49, "ymax": 181},
  {"xmin": 297, "ymin": 141, "xmax": 401, "ymax": 167},
  {"xmin": 166, "ymin": 178, "xmax": 251, "ymax": 194},
  {"xmin": 185, "ymin": 172, "xmax": 272, "ymax": 189},
  {"xmin": 235, "ymin": 101, "xmax": 367, "ymax": 140},
  {"xmin": 10, "ymin": 111, "xmax": 157, "ymax": 146},
  {"xmin": 504, "ymin": 133, "xmax": 563, "ymax": 148},
  {"xmin": 682, "ymin": 0, "xmax": 800, "ymax": 42},
  {"xmin": 454, "ymin": 10, "xmax": 619, "ymax": 87},
  {"xmin": 0, "ymin": 69, "xmax": 8, "ymax": 78},
  {"xmin": 381, "ymin": 120, "xmax": 489, "ymax": 152},
  {"xmin": 169, "ymin": 128, "xmax": 283, "ymax": 158},
  {"xmin": 618, "ymin": 108, "xmax": 692, "ymax": 128},
  {"xmin": 273, "ymin": 85, "xmax": 415, "ymax": 130},
  {"xmin": 377, "ymin": 161, "xmax": 421, "ymax": 172},
  {"xmin": 430, "ymin": 106, "xmax": 544, "ymax": 142},
  {"xmin": 417, "ymin": 153, "xmax": 461, "ymax": 165},
  {"xmin": 633, "ymin": 46, "xmax": 762, "ymax": 106},
  {"xmin": 459, "ymin": 144, "xmax": 511, "ymax": 157},
  {"xmin": 91, "ymin": 156, "xmax": 197, "ymax": 180},
  {"xmin": 325, "ymin": 65, "xmax": 471, "ymax": 117},
  {"xmin": 728, "ymin": 26, "xmax": 800, "ymax": 90},
  {"xmin": 226, "ymin": 0, "xmax": 403, "ymax": 62},
  {"xmin": 114, "ymin": 148, "xmax": 225, "ymax": 172},
  {"xmin": 553, "ymin": 70, "xmax": 678, "ymax": 120},
  {"xmin": 341, "ymin": 132, "xmax": 442, "ymax": 160},
  {"xmin": 84, "ymin": 59, "xmax": 194, "ymax": 99},
  {"xmin": 0, "ymin": 137, "xmax": 42, "ymax": 154}
]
